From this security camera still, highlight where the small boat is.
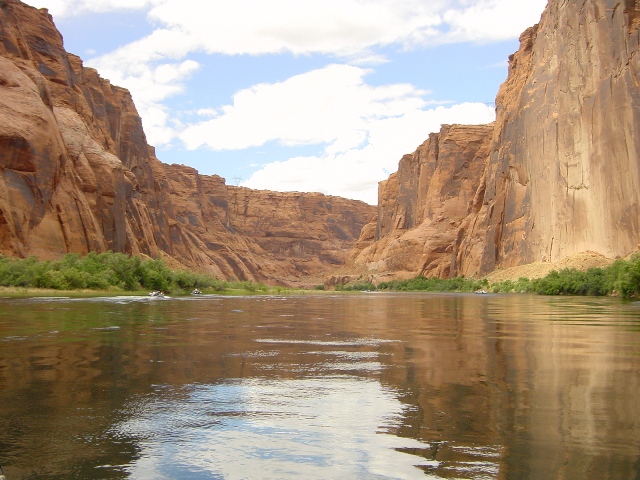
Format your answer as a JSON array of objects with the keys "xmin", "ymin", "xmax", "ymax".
[
  {"xmin": 191, "ymin": 288, "xmax": 202, "ymax": 295},
  {"xmin": 148, "ymin": 291, "xmax": 165, "ymax": 298},
  {"xmin": 475, "ymin": 289, "xmax": 488, "ymax": 295}
]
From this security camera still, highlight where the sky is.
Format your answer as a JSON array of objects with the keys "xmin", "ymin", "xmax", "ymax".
[{"xmin": 24, "ymin": 0, "xmax": 547, "ymax": 205}]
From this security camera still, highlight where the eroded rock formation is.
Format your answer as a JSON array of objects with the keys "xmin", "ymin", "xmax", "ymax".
[
  {"xmin": 0, "ymin": 0, "xmax": 374, "ymax": 286},
  {"xmin": 351, "ymin": 0, "xmax": 640, "ymax": 280}
]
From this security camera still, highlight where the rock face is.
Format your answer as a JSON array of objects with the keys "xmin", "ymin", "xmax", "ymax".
[
  {"xmin": 351, "ymin": 124, "xmax": 493, "ymax": 280},
  {"xmin": 457, "ymin": 0, "xmax": 640, "ymax": 276},
  {"xmin": 227, "ymin": 187, "xmax": 370, "ymax": 280},
  {"xmin": 0, "ymin": 0, "xmax": 374, "ymax": 285},
  {"xmin": 351, "ymin": 0, "xmax": 640, "ymax": 280}
]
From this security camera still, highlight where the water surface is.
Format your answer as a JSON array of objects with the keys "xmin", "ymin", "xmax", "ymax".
[{"xmin": 0, "ymin": 293, "xmax": 639, "ymax": 479}]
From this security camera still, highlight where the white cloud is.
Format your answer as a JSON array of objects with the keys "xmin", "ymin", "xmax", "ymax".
[
  {"xmin": 176, "ymin": 66, "xmax": 494, "ymax": 204},
  {"xmin": 443, "ymin": 0, "xmax": 548, "ymax": 43},
  {"xmin": 194, "ymin": 108, "xmax": 218, "ymax": 117},
  {"xmin": 180, "ymin": 64, "xmax": 429, "ymax": 152},
  {"xmin": 23, "ymin": 0, "xmax": 159, "ymax": 17},
  {"xmin": 145, "ymin": 0, "xmax": 445, "ymax": 56},
  {"xmin": 22, "ymin": 0, "xmax": 542, "ymax": 199},
  {"xmin": 24, "ymin": 0, "xmax": 545, "ymax": 146},
  {"xmin": 28, "ymin": 0, "xmax": 546, "ymax": 51},
  {"xmin": 242, "ymin": 102, "xmax": 495, "ymax": 205},
  {"xmin": 73, "ymin": 0, "xmax": 541, "ymax": 146}
]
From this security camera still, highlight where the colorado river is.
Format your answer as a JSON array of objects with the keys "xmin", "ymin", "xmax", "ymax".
[{"xmin": 0, "ymin": 293, "xmax": 639, "ymax": 479}]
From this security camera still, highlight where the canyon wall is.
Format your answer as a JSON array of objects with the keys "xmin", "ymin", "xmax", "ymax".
[
  {"xmin": 4, "ymin": 0, "xmax": 639, "ymax": 286},
  {"xmin": 458, "ymin": 0, "xmax": 640, "ymax": 276},
  {"xmin": 351, "ymin": 124, "xmax": 493, "ymax": 280},
  {"xmin": 352, "ymin": 0, "xmax": 640, "ymax": 280},
  {"xmin": 0, "ymin": 0, "xmax": 374, "ymax": 286}
]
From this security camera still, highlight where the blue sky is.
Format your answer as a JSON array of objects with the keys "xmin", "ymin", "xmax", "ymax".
[{"xmin": 25, "ymin": 0, "xmax": 547, "ymax": 204}]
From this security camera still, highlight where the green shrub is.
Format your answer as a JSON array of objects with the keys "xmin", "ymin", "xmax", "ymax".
[
  {"xmin": 336, "ymin": 281, "xmax": 375, "ymax": 291},
  {"xmin": 0, "ymin": 252, "xmax": 224, "ymax": 293},
  {"xmin": 491, "ymin": 279, "xmax": 515, "ymax": 293},
  {"xmin": 0, "ymin": 256, "xmax": 45, "ymax": 287},
  {"xmin": 377, "ymin": 276, "xmax": 485, "ymax": 292},
  {"xmin": 527, "ymin": 268, "xmax": 609, "ymax": 296},
  {"xmin": 606, "ymin": 256, "xmax": 640, "ymax": 298},
  {"xmin": 34, "ymin": 269, "xmax": 69, "ymax": 290},
  {"xmin": 104, "ymin": 253, "xmax": 141, "ymax": 290},
  {"xmin": 137, "ymin": 259, "xmax": 173, "ymax": 292}
]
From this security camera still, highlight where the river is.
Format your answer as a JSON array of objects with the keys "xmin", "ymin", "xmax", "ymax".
[{"xmin": 0, "ymin": 293, "xmax": 639, "ymax": 479}]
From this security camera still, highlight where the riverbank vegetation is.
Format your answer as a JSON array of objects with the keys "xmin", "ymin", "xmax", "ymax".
[
  {"xmin": 0, "ymin": 252, "xmax": 261, "ymax": 295},
  {"xmin": 489, "ymin": 255, "xmax": 640, "ymax": 298},
  {"xmin": 3, "ymin": 252, "xmax": 640, "ymax": 298},
  {"xmin": 340, "ymin": 255, "xmax": 640, "ymax": 299},
  {"xmin": 376, "ymin": 276, "xmax": 488, "ymax": 293}
]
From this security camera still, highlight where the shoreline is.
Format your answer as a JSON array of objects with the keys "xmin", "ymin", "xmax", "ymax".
[{"xmin": 0, "ymin": 286, "xmax": 334, "ymax": 298}]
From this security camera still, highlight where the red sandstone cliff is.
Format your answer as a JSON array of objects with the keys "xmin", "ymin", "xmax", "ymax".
[
  {"xmin": 457, "ymin": 0, "xmax": 640, "ymax": 276},
  {"xmin": 0, "ymin": 0, "xmax": 374, "ymax": 286},
  {"xmin": 349, "ymin": 0, "xmax": 640, "ymax": 281}
]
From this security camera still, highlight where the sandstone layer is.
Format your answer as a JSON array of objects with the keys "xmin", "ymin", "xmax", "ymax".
[
  {"xmin": 350, "ymin": 0, "xmax": 640, "ymax": 281},
  {"xmin": 0, "ymin": 0, "xmax": 374, "ymax": 286}
]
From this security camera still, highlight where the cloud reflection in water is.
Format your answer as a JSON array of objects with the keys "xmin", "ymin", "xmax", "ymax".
[{"xmin": 115, "ymin": 377, "xmax": 436, "ymax": 479}]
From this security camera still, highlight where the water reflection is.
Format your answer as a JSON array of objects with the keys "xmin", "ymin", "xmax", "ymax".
[
  {"xmin": 0, "ymin": 293, "xmax": 639, "ymax": 479},
  {"xmin": 118, "ymin": 379, "xmax": 434, "ymax": 479}
]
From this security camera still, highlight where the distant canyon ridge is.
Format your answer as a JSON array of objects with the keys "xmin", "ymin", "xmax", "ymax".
[{"xmin": 1, "ymin": 0, "xmax": 639, "ymax": 287}]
